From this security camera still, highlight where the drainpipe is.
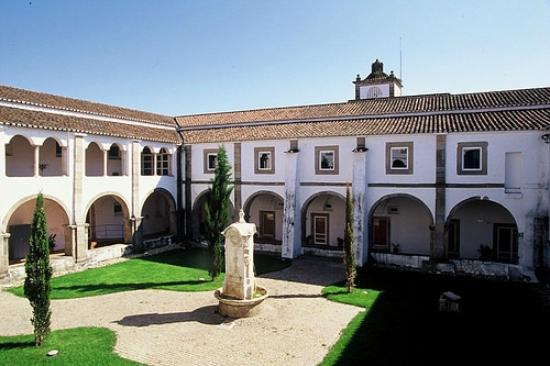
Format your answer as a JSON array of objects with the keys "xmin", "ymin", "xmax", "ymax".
[{"xmin": 175, "ymin": 121, "xmax": 185, "ymax": 243}]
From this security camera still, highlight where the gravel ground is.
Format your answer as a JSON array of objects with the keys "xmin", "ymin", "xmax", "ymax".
[{"xmin": 0, "ymin": 257, "xmax": 360, "ymax": 366}]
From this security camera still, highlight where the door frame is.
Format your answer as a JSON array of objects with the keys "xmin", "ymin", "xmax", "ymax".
[
  {"xmin": 447, "ymin": 219, "xmax": 460, "ymax": 258},
  {"xmin": 372, "ymin": 216, "xmax": 391, "ymax": 250},
  {"xmin": 493, "ymin": 223, "xmax": 518, "ymax": 263},
  {"xmin": 311, "ymin": 213, "xmax": 330, "ymax": 245},
  {"xmin": 259, "ymin": 210, "xmax": 276, "ymax": 240}
]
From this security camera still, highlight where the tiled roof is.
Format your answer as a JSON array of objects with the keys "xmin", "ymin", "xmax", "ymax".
[
  {"xmin": 176, "ymin": 87, "xmax": 550, "ymax": 127},
  {"xmin": 0, "ymin": 85, "xmax": 175, "ymax": 126},
  {"xmin": 181, "ymin": 108, "xmax": 550, "ymax": 144},
  {"xmin": 0, "ymin": 106, "xmax": 178, "ymax": 143}
]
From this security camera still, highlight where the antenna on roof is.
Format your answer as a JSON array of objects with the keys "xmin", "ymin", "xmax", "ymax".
[{"xmin": 399, "ymin": 36, "xmax": 403, "ymax": 80}]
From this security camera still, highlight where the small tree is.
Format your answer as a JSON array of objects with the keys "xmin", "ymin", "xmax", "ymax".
[
  {"xmin": 23, "ymin": 193, "xmax": 53, "ymax": 346},
  {"xmin": 343, "ymin": 186, "xmax": 356, "ymax": 293},
  {"xmin": 204, "ymin": 146, "xmax": 233, "ymax": 280}
]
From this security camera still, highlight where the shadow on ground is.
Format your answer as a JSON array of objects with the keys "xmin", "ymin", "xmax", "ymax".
[
  {"xmin": 331, "ymin": 266, "xmax": 550, "ymax": 365},
  {"xmin": 115, "ymin": 305, "xmax": 226, "ymax": 327}
]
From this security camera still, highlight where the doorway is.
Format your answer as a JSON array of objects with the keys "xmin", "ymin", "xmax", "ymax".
[{"xmin": 311, "ymin": 213, "xmax": 329, "ymax": 245}]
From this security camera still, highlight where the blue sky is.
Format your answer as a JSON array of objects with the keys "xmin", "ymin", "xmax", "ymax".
[{"xmin": 1, "ymin": 0, "xmax": 549, "ymax": 115}]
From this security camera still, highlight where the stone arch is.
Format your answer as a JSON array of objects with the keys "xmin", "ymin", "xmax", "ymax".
[
  {"xmin": 5, "ymin": 134, "xmax": 35, "ymax": 177},
  {"xmin": 368, "ymin": 193, "xmax": 434, "ymax": 255},
  {"xmin": 191, "ymin": 189, "xmax": 234, "ymax": 241},
  {"xmin": 39, "ymin": 137, "xmax": 65, "ymax": 176},
  {"xmin": 106, "ymin": 142, "xmax": 124, "ymax": 176},
  {"xmin": 446, "ymin": 197, "xmax": 518, "ymax": 263},
  {"xmin": 85, "ymin": 142, "xmax": 104, "ymax": 176},
  {"xmin": 3, "ymin": 195, "xmax": 71, "ymax": 262},
  {"xmin": 301, "ymin": 191, "xmax": 346, "ymax": 247},
  {"xmin": 243, "ymin": 190, "xmax": 284, "ymax": 244},
  {"xmin": 84, "ymin": 192, "xmax": 131, "ymax": 247},
  {"xmin": 140, "ymin": 188, "xmax": 177, "ymax": 239}
]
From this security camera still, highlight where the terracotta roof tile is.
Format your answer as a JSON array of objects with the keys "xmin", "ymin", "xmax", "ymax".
[
  {"xmin": 181, "ymin": 109, "xmax": 550, "ymax": 144},
  {"xmin": 0, "ymin": 84, "xmax": 175, "ymax": 126},
  {"xmin": 0, "ymin": 106, "xmax": 178, "ymax": 143},
  {"xmin": 176, "ymin": 87, "xmax": 550, "ymax": 127}
]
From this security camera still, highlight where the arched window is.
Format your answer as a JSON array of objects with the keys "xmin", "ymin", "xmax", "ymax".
[
  {"xmin": 141, "ymin": 147, "xmax": 154, "ymax": 176},
  {"xmin": 156, "ymin": 148, "xmax": 171, "ymax": 176},
  {"xmin": 367, "ymin": 87, "xmax": 382, "ymax": 99},
  {"xmin": 107, "ymin": 144, "xmax": 123, "ymax": 176}
]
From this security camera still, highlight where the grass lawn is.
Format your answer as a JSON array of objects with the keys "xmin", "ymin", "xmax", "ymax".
[
  {"xmin": 0, "ymin": 327, "xmax": 140, "ymax": 365},
  {"xmin": 321, "ymin": 266, "xmax": 550, "ymax": 365},
  {"xmin": 8, "ymin": 247, "xmax": 290, "ymax": 299}
]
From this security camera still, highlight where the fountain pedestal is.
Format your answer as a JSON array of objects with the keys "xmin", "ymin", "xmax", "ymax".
[{"xmin": 215, "ymin": 210, "xmax": 268, "ymax": 318}]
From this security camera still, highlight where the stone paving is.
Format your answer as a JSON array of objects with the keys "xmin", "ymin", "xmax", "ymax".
[{"xmin": 0, "ymin": 257, "xmax": 361, "ymax": 366}]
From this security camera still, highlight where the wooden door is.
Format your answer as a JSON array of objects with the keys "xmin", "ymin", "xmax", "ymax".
[
  {"xmin": 373, "ymin": 217, "xmax": 390, "ymax": 250},
  {"xmin": 260, "ymin": 211, "xmax": 276, "ymax": 239},
  {"xmin": 448, "ymin": 219, "xmax": 460, "ymax": 258},
  {"xmin": 312, "ymin": 213, "xmax": 329, "ymax": 245},
  {"xmin": 493, "ymin": 224, "xmax": 518, "ymax": 263}
]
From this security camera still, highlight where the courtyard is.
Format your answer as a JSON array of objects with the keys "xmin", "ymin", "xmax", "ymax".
[{"xmin": 1, "ymin": 247, "xmax": 549, "ymax": 365}]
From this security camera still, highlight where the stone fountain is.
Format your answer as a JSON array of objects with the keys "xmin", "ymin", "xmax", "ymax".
[{"xmin": 214, "ymin": 209, "xmax": 268, "ymax": 318}]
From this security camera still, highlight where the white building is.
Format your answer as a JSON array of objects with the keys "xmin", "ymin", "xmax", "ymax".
[{"xmin": 1, "ymin": 60, "xmax": 550, "ymax": 280}]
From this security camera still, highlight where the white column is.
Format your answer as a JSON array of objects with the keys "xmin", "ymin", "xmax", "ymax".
[
  {"xmin": 352, "ymin": 150, "xmax": 368, "ymax": 266},
  {"xmin": 103, "ymin": 149, "xmax": 108, "ymax": 176},
  {"xmin": 72, "ymin": 134, "xmax": 88, "ymax": 262},
  {"xmin": 282, "ymin": 151, "xmax": 301, "ymax": 259},
  {"xmin": 0, "ymin": 131, "xmax": 5, "ymax": 177},
  {"xmin": 131, "ymin": 141, "xmax": 143, "ymax": 248},
  {"xmin": 34, "ymin": 145, "xmax": 40, "ymax": 177},
  {"xmin": 153, "ymin": 153, "xmax": 157, "ymax": 176}
]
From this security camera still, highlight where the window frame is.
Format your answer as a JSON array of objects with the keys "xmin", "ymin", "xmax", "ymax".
[
  {"xmin": 314, "ymin": 145, "xmax": 339, "ymax": 175},
  {"xmin": 456, "ymin": 142, "xmax": 488, "ymax": 175},
  {"xmin": 385, "ymin": 142, "xmax": 414, "ymax": 175},
  {"xmin": 141, "ymin": 147, "xmax": 154, "ymax": 176},
  {"xmin": 203, "ymin": 148, "xmax": 219, "ymax": 174},
  {"xmin": 156, "ymin": 148, "xmax": 172, "ymax": 176},
  {"xmin": 254, "ymin": 146, "xmax": 275, "ymax": 174},
  {"xmin": 461, "ymin": 147, "xmax": 482, "ymax": 171}
]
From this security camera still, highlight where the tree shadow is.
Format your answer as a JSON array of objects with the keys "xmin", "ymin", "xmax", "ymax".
[
  {"xmin": 114, "ymin": 305, "xmax": 227, "ymax": 327},
  {"xmin": 328, "ymin": 266, "xmax": 550, "ymax": 365},
  {"xmin": 0, "ymin": 341, "xmax": 35, "ymax": 351},
  {"xmin": 53, "ymin": 280, "xmax": 211, "ymax": 294}
]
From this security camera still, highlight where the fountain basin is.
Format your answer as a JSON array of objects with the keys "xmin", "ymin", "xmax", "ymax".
[{"xmin": 215, "ymin": 286, "xmax": 269, "ymax": 318}]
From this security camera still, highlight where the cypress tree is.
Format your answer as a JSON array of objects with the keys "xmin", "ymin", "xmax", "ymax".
[
  {"xmin": 344, "ymin": 186, "xmax": 356, "ymax": 293},
  {"xmin": 23, "ymin": 193, "xmax": 53, "ymax": 346},
  {"xmin": 204, "ymin": 146, "xmax": 233, "ymax": 280}
]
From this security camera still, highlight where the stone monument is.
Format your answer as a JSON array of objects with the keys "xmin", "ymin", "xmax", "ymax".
[{"xmin": 215, "ymin": 209, "xmax": 268, "ymax": 317}]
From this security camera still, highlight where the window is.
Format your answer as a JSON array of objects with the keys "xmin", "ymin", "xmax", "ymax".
[
  {"xmin": 315, "ymin": 146, "xmax": 339, "ymax": 175},
  {"xmin": 108, "ymin": 145, "xmax": 121, "ymax": 160},
  {"xmin": 55, "ymin": 142, "xmax": 62, "ymax": 158},
  {"xmin": 391, "ymin": 147, "xmax": 408, "ymax": 169},
  {"xmin": 141, "ymin": 147, "xmax": 154, "ymax": 176},
  {"xmin": 457, "ymin": 142, "xmax": 487, "ymax": 175},
  {"xmin": 367, "ymin": 86, "xmax": 383, "ymax": 99},
  {"xmin": 156, "ymin": 148, "xmax": 171, "ymax": 176},
  {"xmin": 203, "ymin": 149, "xmax": 218, "ymax": 173},
  {"xmin": 462, "ymin": 147, "xmax": 481, "ymax": 171},
  {"xmin": 254, "ymin": 147, "xmax": 275, "ymax": 174},
  {"xmin": 113, "ymin": 202, "xmax": 122, "ymax": 216},
  {"xmin": 385, "ymin": 142, "xmax": 413, "ymax": 174}
]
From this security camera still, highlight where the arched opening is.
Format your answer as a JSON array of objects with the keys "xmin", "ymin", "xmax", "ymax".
[
  {"xmin": 85, "ymin": 142, "xmax": 104, "ymax": 177},
  {"xmin": 6, "ymin": 197, "xmax": 70, "ymax": 263},
  {"xmin": 141, "ymin": 190, "xmax": 177, "ymax": 239},
  {"xmin": 446, "ymin": 199, "xmax": 518, "ymax": 263},
  {"xmin": 301, "ymin": 192, "xmax": 346, "ymax": 248},
  {"xmin": 85, "ymin": 195, "xmax": 131, "ymax": 248},
  {"xmin": 107, "ymin": 143, "xmax": 124, "ymax": 176},
  {"xmin": 156, "ymin": 148, "xmax": 172, "ymax": 176},
  {"xmin": 191, "ymin": 190, "xmax": 234, "ymax": 242},
  {"xmin": 39, "ymin": 138, "xmax": 64, "ymax": 176},
  {"xmin": 141, "ymin": 146, "xmax": 154, "ymax": 176},
  {"xmin": 368, "ymin": 194, "xmax": 433, "ymax": 255},
  {"xmin": 243, "ymin": 191, "xmax": 284, "ymax": 245},
  {"xmin": 5, "ymin": 135, "xmax": 34, "ymax": 177}
]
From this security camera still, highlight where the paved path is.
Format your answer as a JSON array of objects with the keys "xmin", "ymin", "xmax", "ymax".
[{"xmin": 0, "ymin": 257, "xmax": 361, "ymax": 366}]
